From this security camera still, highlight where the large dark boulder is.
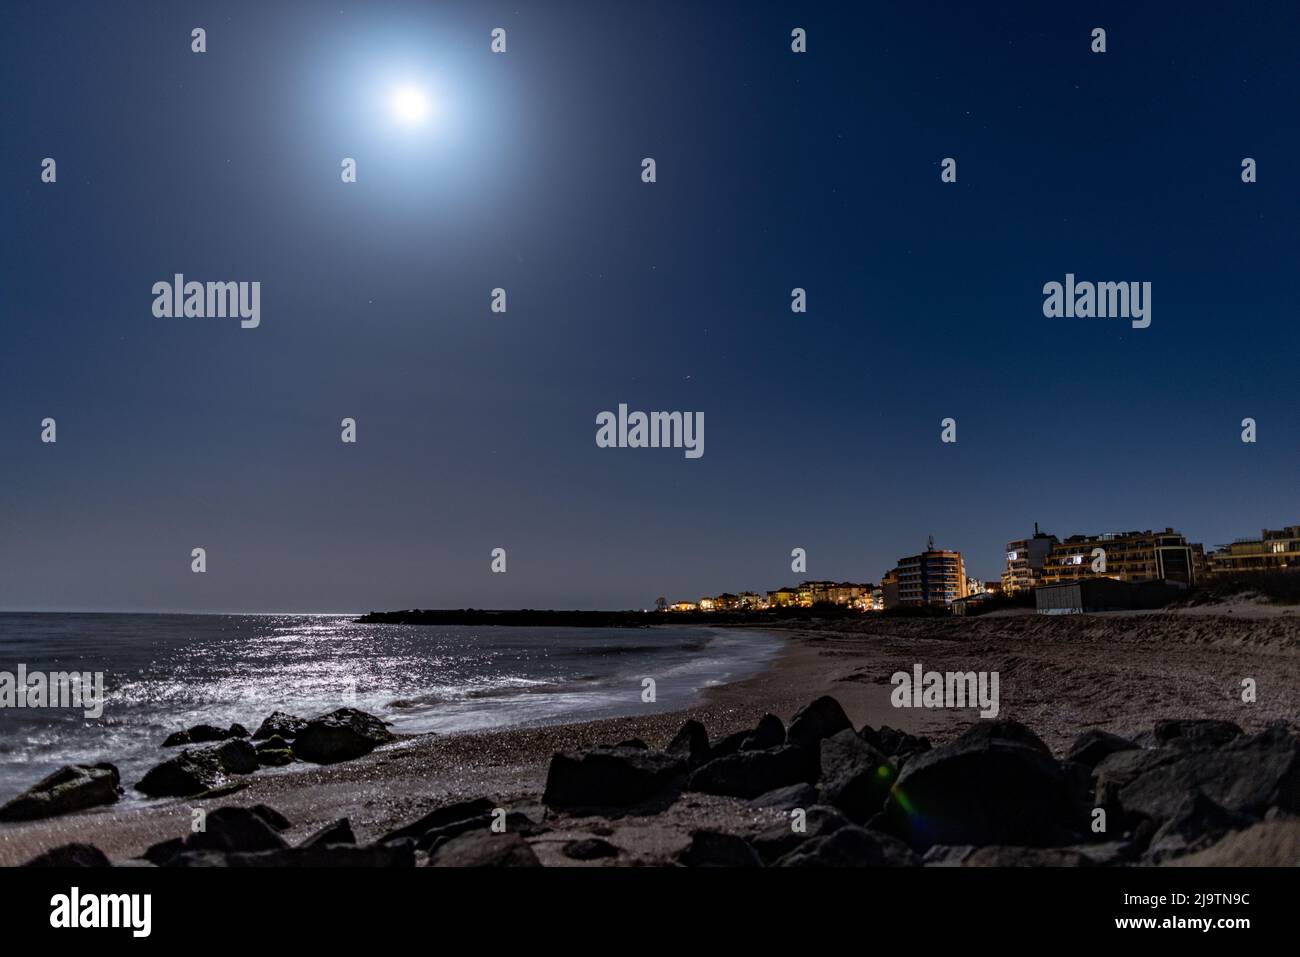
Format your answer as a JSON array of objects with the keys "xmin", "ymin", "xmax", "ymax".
[
  {"xmin": 543, "ymin": 747, "xmax": 685, "ymax": 808},
  {"xmin": 687, "ymin": 744, "xmax": 819, "ymax": 799},
  {"xmin": 677, "ymin": 830, "xmax": 762, "ymax": 867},
  {"xmin": 135, "ymin": 741, "xmax": 257, "ymax": 797},
  {"xmin": 427, "ymin": 831, "xmax": 541, "ymax": 867},
  {"xmin": 951, "ymin": 719, "xmax": 1051, "ymax": 756},
  {"xmin": 0, "ymin": 763, "xmax": 121, "ymax": 822},
  {"xmin": 563, "ymin": 838, "xmax": 619, "ymax": 861},
  {"xmin": 185, "ymin": 806, "xmax": 289, "ymax": 854},
  {"xmin": 1144, "ymin": 791, "xmax": 1253, "ymax": 863},
  {"xmin": 291, "ymin": 708, "xmax": 395, "ymax": 764},
  {"xmin": 248, "ymin": 804, "xmax": 292, "ymax": 831},
  {"xmin": 748, "ymin": 782, "xmax": 818, "ymax": 810},
  {"xmin": 787, "ymin": 696, "xmax": 853, "ymax": 749},
  {"xmin": 819, "ymin": 729, "xmax": 897, "ymax": 822},
  {"xmin": 664, "ymin": 720, "xmax": 710, "ymax": 767},
  {"xmin": 752, "ymin": 804, "xmax": 852, "ymax": 863},
  {"xmin": 1153, "ymin": 719, "xmax": 1243, "ymax": 750},
  {"xmin": 22, "ymin": 843, "xmax": 111, "ymax": 867},
  {"xmin": 881, "ymin": 721, "xmax": 1083, "ymax": 849},
  {"xmin": 1116, "ymin": 728, "xmax": 1300, "ymax": 824},
  {"xmin": 382, "ymin": 798, "xmax": 496, "ymax": 843},
  {"xmin": 213, "ymin": 739, "xmax": 259, "ymax": 774},
  {"xmin": 252, "ymin": 711, "xmax": 309, "ymax": 741},
  {"xmin": 301, "ymin": 818, "xmax": 356, "ymax": 847},
  {"xmin": 861, "ymin": 725, "xmax": 931, "ymax": 764},
  {"xmin": 776, "ymin": 825, "xmax": 919, "ymax": 867},
  {"xmin": 162, "ymin": 723, "xmax": 248, "ymax": 747},
  {"xmin": 1093, "ymin": 748, "xmax": 1184, "ymax": 808},
  {"xmin": 742, "ymin": 714, "xmax": 787, "ymax": 751},
  {"xmin": 1066, "ymin": 729, "xmax": 1138, "ymax": 769},
  {"xmin": 707, "ymin": 729, "xmax": 750, "ymax": 761}
]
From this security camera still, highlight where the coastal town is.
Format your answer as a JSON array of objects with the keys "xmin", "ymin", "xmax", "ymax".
[{"xmin": 657, "ymin": 522, "xmax": 1300, "ymax": 616}]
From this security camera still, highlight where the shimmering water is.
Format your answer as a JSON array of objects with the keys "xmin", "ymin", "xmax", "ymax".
[{"xmin": 0, "ymin": 613, "xmax": 780, "ymax": 805}]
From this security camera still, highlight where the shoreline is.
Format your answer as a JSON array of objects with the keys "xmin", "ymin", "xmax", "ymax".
[
  {"xmin": 0, "ymin": 627, "xmax": 802, "ymax": 866},
  {"xmin": 1, "ymin": 610, "xmax": 1297, "ymax": 866}
]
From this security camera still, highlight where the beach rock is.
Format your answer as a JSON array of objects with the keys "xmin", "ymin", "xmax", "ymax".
[
  {"xmin": 1065, "ymin": 729, "xmax": 1138, "ymax": 769},
  {"xmin": 22, "ymin": 843, "xmax": 111, "ymax": 867},
  {"xmin": 255, "ymin": 733, "xmax": 296, "ymax": 766},
  {"xmin": 502, "ymin": 808, "xmax": 546, "ymax": 837},
  {"xmin": 776, "ymin": 825, "xmax": 919, "ymax": 867},
  {"xmin": 665, "ymin": 720, "xmax": 710, "ymax": 767},
  {"xmin": 687, "ymin": 744, "xmax": 819, "ymax": 799},
  {"xmin": 752, "ymin": 804, "xmax": 851, "ymax": 863},
  {"xmin": 427, "ymin": 831, "xmax": 541, "ymax": 867},
  {"xmin": 1059, "ymin": 760, "xmax": 1095, "ymax": 806},
  {"xmin": 543, "ymin": 747, "xmax": 685, "ymax": 808},
  {"xmin": 214, "ymin": 739, "xmax": 259, "ymax": 774},
  {"xmin": 256, "ymin": 747, "xmax": 294, "ymax": 767},
  {"xmin": 169, "ymin": 840, "xmax": 416, "ymax": 868},
  {"xmin": 186, "ymin": 807, "xmax": 290, "ymax": 854},
  {"xmin": 141, "ymin": 837, "xmax": 186, "ymax": 866},
  {"xmin": 414, "ymin": 815, "xmax": 493, "ymax": 850},
  {"xmin": 563, "ymin": 838, "xmax": 619, "ymax": 861},
  {"xmin": 881, "ymin": 721, "xmax": 1082, "ymax": 849},
  {"xmin": 382, "ymin": 797, "xmax": 496, "ymax": 843},
  {"xmin": 819, "ymin": 729, "xmax": 897, "ymax": 822},
  {"xmin": 1072, "ymin": 841, "xmax": 1137, "ymax": 866},
  {"xmin": 1160, "ymin": 818, "xmax": 1300, "ymax": 867},
  {"xmin": 1144, "ymin": 791, "xmax": 1253, "ymax": 863},
  {"xmin": 301, "ymin": 818, "xmax": 356, "ymax": 847},
  {"xmin": 741, "ymin": 714, "xmax": 787, "ymax": 751},
  {"xmin": 1116, "ymin": 728, "xmax": 1300, "ymax": 824},
  {"xmin": 162, "ymin": 722, "xmax": 248, "ymax": 747},
  {"xmin": 135, "ymin": 741, "xmax": 257, "ymax": 797},
  {"xmin": 1153, "ymin": 719, "xmax": 1243, "ymax": 750},
  {"xmin": 253, "ymin": 711, "xmax": 309, "ymax": 741},
  {"xmin": 248, "ymin": 804, "xmax": 292, "ymax": 831},
  {"xmin": 787, "ymin": 696, "xmax": 853, "ymax": 749},
  {"xmin": 923, "ymin": 845, "xmax": 1093, "ymax": 867},
  {"xmin": 291, "ymin": 708, "xmax": 395, "ymax": 764},
  {"xmin": 953, "ymin": 718, "xmax": 1051, "ymax": 756},
  {"xmin": 0, "ymin": 763, "xmax": 122, "ymax": 822},
  {"xmin": 861, "ymin": 725, "xmax": 931, "ymax": 763},
  {"xmin": 614, "ymin": 739, "xmax": 649, "ymax": 750},
  {"xmin": 748, "ymin": 782, "xmax": 818, "ymax": 810},
  {"xmin": 135, "ymin": 748, "xmax": 220, "ymax": 795},
  {"xmin": 1093, "ymin": 748, "xmax": 1184, "ymax": 808},
  {"xmin": 677, "ymin": 830, "xmax": 762, "ymax": 867},
  {"xmin": 708, "ymin": 729, "xmax": 751, "ymax": 761}
]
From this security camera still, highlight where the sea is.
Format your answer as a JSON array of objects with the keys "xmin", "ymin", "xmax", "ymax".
[{"xmin": 0, "ymin": 613, "xmax": 781, "ymax": 806}]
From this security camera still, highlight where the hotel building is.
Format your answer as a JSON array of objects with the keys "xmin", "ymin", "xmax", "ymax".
[
  {"xmin": 1002, "ymin": 525, "xmax": 1059, "ymax": 594},
  {"xmin": 1039, "ymin": 528, "xmax": 1202, "ymax": 587},
  {"xmin": 892, "ymin": 545, "xmax": 968, "ymax": 607},
  {"xmin": 1207, "ymin": 525, "xmax": 1300, "ymax": 575}
]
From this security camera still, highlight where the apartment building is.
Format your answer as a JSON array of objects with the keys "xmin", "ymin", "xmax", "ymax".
[{"xmin": 1039, "ymin": 528, "xmax": 1201, "ymax": 587}]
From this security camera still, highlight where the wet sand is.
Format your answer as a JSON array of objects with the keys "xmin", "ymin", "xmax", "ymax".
[{"xmin": 1, "ymin": 609, "xmax": 1296, "ymax": 866}]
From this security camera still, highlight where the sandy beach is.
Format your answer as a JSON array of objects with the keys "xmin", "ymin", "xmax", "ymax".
[{"xmin": 2, "ymin": 608, "xmax": 1297, "ymax": 867}]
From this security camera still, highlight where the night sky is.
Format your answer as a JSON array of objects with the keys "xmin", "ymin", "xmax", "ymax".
[{"xmin": 2, "ymin": 1, "xmax": 1297, "ymax": 613}]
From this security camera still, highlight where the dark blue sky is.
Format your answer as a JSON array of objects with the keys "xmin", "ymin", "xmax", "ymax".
[{"xmin": 2, "ymin": 1, "xmax": 1297, "ymax": 613}]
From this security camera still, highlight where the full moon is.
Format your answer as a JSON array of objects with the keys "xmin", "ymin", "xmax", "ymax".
[{"xmin": 390, "ymin": 84, "xmax": 432, "ymax": 125}]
